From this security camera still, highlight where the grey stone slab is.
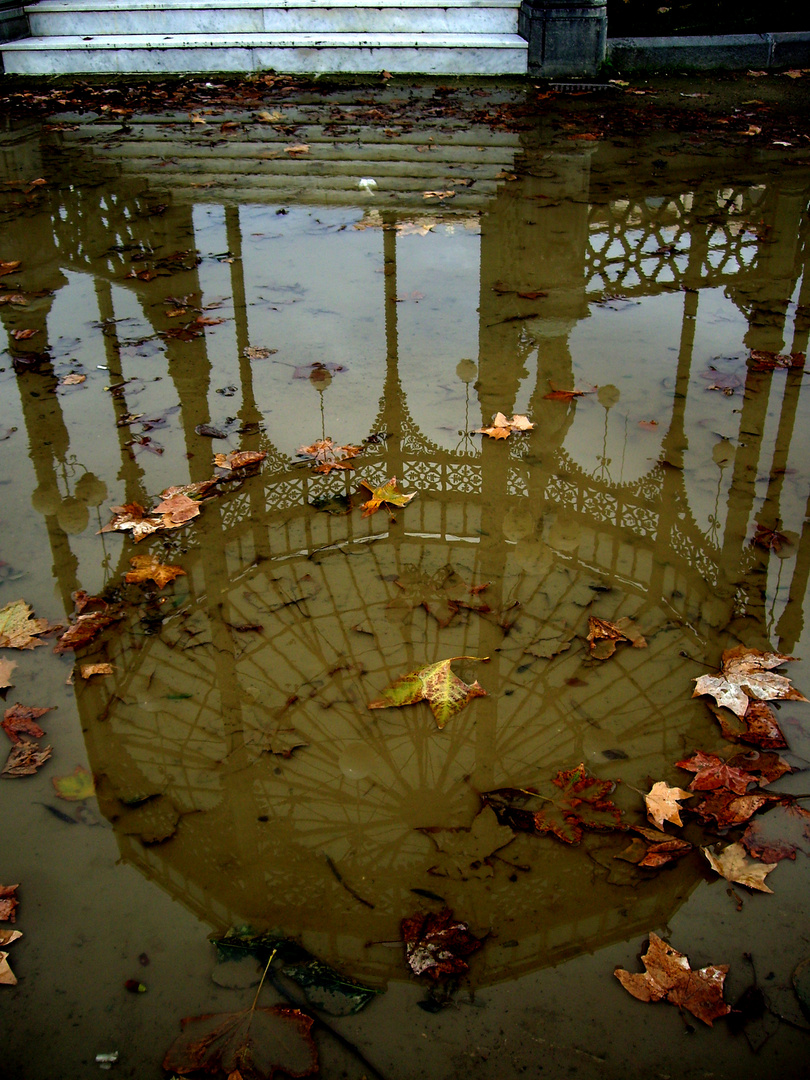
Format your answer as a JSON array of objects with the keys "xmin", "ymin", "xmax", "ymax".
[
  {"xmin": 0, "ymin": 1, "xmax": 28, "ymax": 43},
  {"xmin": 771, "ymin": 32, "xmax": 810, "ymax": 69},
  {"xmin": 606, "ymin": 34, "xmax": 772, "ymax": 72}
]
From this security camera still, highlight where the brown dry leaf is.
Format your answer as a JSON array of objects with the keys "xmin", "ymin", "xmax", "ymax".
[
  {"xmin": 214, "ymin": 450, "xmax": 267, "ymax": 471},
  {"xmin": 675, "ymin": 750, "xmax": 755, "ymax": 795},
  {"xmin": 2, "ymin": 703, "xmax": 52, "ymax": 744},
  {"xmin": 0, "ymin": 928, "xmax": 21, "ymax": 987},
  {"xmin": 401, "ymin": 908, "xmax": 484, "ymax": 979},
  {"xmin": 476, "ymin": 412, "xmax": 534, "ymax": 440},
  {"xmin": 98, "ymin": 502, "xmax": 164, "ymax": 542},
  {"xmin": 59, "ymin": 373, "xmax": 86, "ymax": 386},
  {"xmin": 1, "ymin": 739, "xmax": 52, "ymax": 777},
  {"xmin": 543, "ymin": 384, "xmax": 596, "ymax": 402},
  {"xmin": 125, "ymin": 555, "xmax": 186, "ymax": 590},
  {"xmin": 0, "ymin": 261, "xmax": 21, "ymax": 277},
  {"xmin": 11, "ymin": 329, "xmax": 38, "ymax": 340},
  {"xmin": 693, "ymin": 789, "xmax": 778, "ymax": 828},
  {"xmin": 0, "ymin": 885, "xmax": 19, "ymax": 922},
  {"xmin": 423, "ymin": 190, "xmax": 456, "ymax": 200},
  {"xmin": 0, "ymin": 659, "xmax": 17, "ymax": 689},
  {"xmin": 709, "ymin": 700, "xmax": 788, "ymax": 749},
  {"xmin": 703, "ymin": 842, "xmax": 777, "ymax": 893},
  {"xmin": 645, "ymin": 781, "xmax": 693, "ymax": 828},
  {"xmin": 152, "ymin": 492, "xmax": 202, "ymax": 526},
  {"xmin": 615, "ymin": 825, "xmax": 692, "ymax": 868},
  {"xmin": 297, "ymin": 439, "xmax": 363, "ymax": 474},
  {"xmin": 0, "ymin": 599, "xmax": 54, "ymax": 650},
  {"xmin": 615, "ymin": 933, "xmax": 731, "ymax": 1026},
  {"xmin": 285, "ymin": 144, "xmax": 310, "ymax": 156},
  {"xmin": 587, "ymin": 615, "xmax": 647, "ymax": 660},
  {"xmin": 693, "ymin": 645, "xmax": 806, "ymax": 718},
  {"xmin": 741, "ymin": 800, "xmax": 810, "ymax": 863},
  {"xmin": 54, "ymin": 594, "xmax": 124, "ymax": 654},
  {"xmin": 159, "ymin": 479, "xmax": 219, "ymax": 502},
  {"xmin": 749, "ymin": 349, "xmax": 805, "ymax": 371},
  {"xmin": 80, "ymin": 663, "xmax": 114, "ymax": 679}
]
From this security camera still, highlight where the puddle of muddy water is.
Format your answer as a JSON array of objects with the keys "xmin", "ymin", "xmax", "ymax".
[{"xmin": 1, "ymin": 81, "xmax": 810, "ymax": 1080}]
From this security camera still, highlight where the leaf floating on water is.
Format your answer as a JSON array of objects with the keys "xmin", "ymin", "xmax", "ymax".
[
  {"xmin": 0, "ymin": 950, "xmax": 17, "ymax": 985},
  {"xmin": 693, "ymin": 645, "xmax": 807, "ymax": 719},
  {"xmin": 0, "ymin": 659, "xmax": 16, "ymax": 689},
  {"xmin": 586, "ymin": 615, "xmax": 647, "ymax": 660},
  {"xmin": 703, "ymin": 842, "xmax": 777, "ymax": 892},
  {"xmin": 475, "ymin": 412, "xmax": 534, "ymax": 439},
  {"xmin": 482, "ymin": 763, "xmax": 624, "ymax": 845},
  {"xmin": 741, "ymin": 800, "xmax": 810, "ymax": 863},
  {"xmin": 751, "ymin": 523, "xmax": 792, "ymax": 553},
  {"xmin": 80, "ymin": 663, "xmax": 115, "ymax": 679},
  {"xmin": 52, "ymin": 764, "xmax": 95, "ymax": 801},
  {"xmin": 297, "ymin": 438, "xmax": 363, "ymax": 474},
  {"xmin": 54, "ymin": 594, "xmax": 124, "ymax": 654},
  {"xmin": 543, "ymin": 385, "xmax": 596, "ymax": 402},
  {"xmin": 615, "ymin": 933, "xmax": 731, "ymax": 1026},
  {"xmin": 749, "ymin": 349, "xmax": 805, "ymax": 371},
  {"xmin": 358, "ymin": 477, "xmax": 416, "ymax": 517},
  {"xmin": 0, "ymin": 885, "xmax": 19, "ymax": 922},
  {"xmin": 615, "ymin": 825, "xmax": 692, "ymax": 868},
  {"xmin": 1, "ymin": 739, "xmax": 52, "ymax": 777},
  {"xmin": 152, "ymin": 493, "xmax": 202, "ymax": 526},
  {"xmin": 0, "ymin": 599, "xmax": 54, "ymax": 650},
  {"xmin": 693, "ymin": 789, "xmax": 778, "ymax": 829},
  {"xmin": 422, "ymin": 807, "xmax": 515, "ymax": 879},
  {"xmin": 644, "ymin": 781, "xmax": 693, "ymax": 829},
  {"xmin": 98, "ymin": 502, "xmax": 164, "ymax": 542},
  {"xmin": 1, "ymin": 703, "xmax": 52, "ymax": 744},
  {"xmin": 163, "ymin": 1005, "xmax": 318, "ymax": 1080},
  {"xmin": 401, "ymin": 908, "xmax": 484, "ymax": 980},
  {"xmin": 368, "ymin": 656, "xmax": 487, "ymax": 729},
  {"xmin": 388, "ymin": 565, "xmax": 490, "ymax": 628},
  {"xmin": 709, "ymin": 700, "xmax": 788, "ymax": 750},
  {"xmin": 125, "ymin": 555, "xmax": 187, "ymax": 590},
  {"xmin": 214, "ymin": 450, "xmax": 267, "ymax": 472}
]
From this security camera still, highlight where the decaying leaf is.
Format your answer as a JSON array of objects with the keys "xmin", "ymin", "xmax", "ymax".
[
  {"xmin": 163, "ymin": 1004, "xmax": 318, "ymax": 1079},
  {"xmin": 693, "ymin": 789, "xmax": 777, "ymax": 828},
  {"xmin": 586, "ymin": 615, "xmax": 647, "ymax": 660},
  {"xmin": 368, "ymin": 656, "xmax": 487, "ymax": 729},
  {"xmin": 54, "ymin": 600, "xmax": 124, "ymax": 653},
  {"xmin": 615, "ymin": 933, "xmax": 731, "ymax": 1026},
  {"xmin": 421, "ymin": 807, "xmax": 515, "ymax": 879},
  {"xmin": 52, "ymin": 764, "xmax": 95, "ymax": 801},
  {"xmin": 703, "ymin": 842, "xmax": 777, "ymax": 893},
  {"xmin": 2, "ymin": 739, "xmax": 52, "ymax": 777},
  {"xmin": 615, "ymin": 825, "xmax": 692, "ymax": 868},
  {"xmin": 693, "ymin": 645, "xmax": 806, "ymax": 718},
  {"xmin": 98, "ymin": 502, "xmax": 164, "ymax": 542},
  {"xmin": 401, "ymin": 908, "xmax": 484, "ymax": 979},
  {"xmin": 752, "ymin": 523, "xmax": 791, "ymax": 553},
  {"xmin": 388, "ymin": 565, "xmax": 490, "ymax": 628},
  {"xmin": 214, "ymin": 450, "xmax": 268, "ymax": 472},
  {"xmin": 242, "ymin": 345, "xmax": 278, "ymax": 360},
  {"xmin": 0, "ymin": 885, "xmax": 19, "ymax": 922},
  {"xmin": 125, "ymin": 555, "xmax": 187, "ymax": 590},
  {"xmin": 2, "ymin": 703, "xmax": 52, "ymax": 744},
  {"xmin": 709, "ymin": 700, "xmax": 788, "ymax": 750},
  {"xmin": 159, "ymin": 479, "xmax": 219, "ymax": 502},
  {"xmin": 80, "ymin": 663, "xmax": 114, "ymax": 679},
  {"xmin": 358, "ymin": 477, "xmax": 415, "ymax": 517},
  {"xmin": 0, "ymin": 659, "xmax": 16, "ymax": 689},
  {"xmin": 741, "ymin": 800, "xmax": 810, "ymax": 863},
  {"xmin": 749, "ymin": 350, "xmax": 805, "ymax": 371},
  {"xmin": 645, "ymin": 781, "xmax": 693, "ymax": 828},
  {"xmin": 475, "ymin": 412, "xmax": 534, "ymax": 439},
  {"xmin": 0, "ymin": 599, "xmax": 54, "ymax": 650},
  {"xmin": 152, "ymin": 492, "xmax": 201, "ymax": 526},
  {"xmin": 482, "ymin": 763, "xmax": 624, "ymax": 845},
  {"xmin": 675, "ymin": 750, "xmax": 756, "ymax": 795},
  {"xmin": 0, "ymin": 928, "xmax": 21, "ymax": 985},
  {"xmin": 543, "ymin": 385, "xmax": 596, "ymax": 402},
  {"xmin": 297, "ymin": 438, "xmax": 363, "ymax": 473}
]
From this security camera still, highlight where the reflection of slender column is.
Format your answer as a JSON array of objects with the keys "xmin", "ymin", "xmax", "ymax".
[{"xmin": 380, "ymin": 219, "xmax": 405, "ymax": 548}]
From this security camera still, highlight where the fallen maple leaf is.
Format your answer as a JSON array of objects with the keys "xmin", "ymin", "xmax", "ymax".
[
  {"xmin": 693, "ymin": 789, "xmax": 777, "ymax": 828},
  {"xmin": 11, "ymin": 328, "xmax": 38, "ymax": 340},
  {"xmin": 401, "ymin": 908, "xmax": 484, "ymax": 979},
  {"xmin": 751, "ymin": 523, "xmax": 791, "ymax": 553},
  {"xmin": 99, "ymin": 502, "xmax": 164, "ymax": 542},
  {"xmin": 675, "ymin": 750, "xmax": 754, "ymax": 795},
  {"xmin": 59, "ymin": 373, "xmax": 86, "ymax": 386},
  {"xmin": 297, "ymin": 439, "xmax": 363, "ymax": 474},
  {"xmin": 388, "ymin": 565, "xmax": 490, "ymax": 628},
  {"xmin": 358, "ymin": 477, "xmax": 415, "ymax": 517},
  {"xmin": 54, "ymin": 601, "xmax": 124, "ymax": 653},
  {"xmin": 52, "ymin": 764, "xmax": 95, "ymax": 801},
  {"xmin": 0, "ymin": 599, "xmax": 54, "ymax": 649},
  {"xmin": 153, "ymin": 492, "xmax": 201, "ymax": 526},
  {"xmin": 214, "ymin": 450, "xmax": 267, "ymax": 472},
  {"xmin": 0, "ymin": 260, "xmax": 21, "ymax": 277},
  {"xmin": 0, "ymin": 928, "xmax": 21, "ymax": 986},
  {"xmin": 369, "ymin": 657, "xmax": 487, "ymax": 729},
  {"xmin": 475, "ymin": 412, "xmax": 534, "ymax": 439},
  {"xmin": 1, "ymin": 739, "xmax": 52, "ymax": 777},
  {"xmin": 645, "ymin": 781, "xmax": 693, "ymax": 828},
  {"xmin": 0, "ymin": 885, "xmax": 19, "ymax": 922},
  {"xmin": 709, "ymin": 700, "xmax": 787, "ymax": 749},
  {"xmin": 543, "ymin": 384, "xmax": 595, "ymax": 402},
  {"xmin": 482, "ymin": 763, "xmax": 624, "ymax": 845},
  {"xmin": 586, "ymin": 615, "xmax": 647, "ymax": 660},
  {"xmin": 159, "ymin": 479, "xmax": 219, "ymax": 502},
  {"xmin": 615, "ymin": 825, "xmax": 692, "ymax": 868},
  {"xmin": 741, "ymin": 800, "xmax": 810, "ymax": 862},
  {"xmin": 125, "ymin": 554, "xmax": 186, "ymax": 590},
  {"xmin": 163, "ymin": 1004, "xmax": 318, "ymax": 1079},
  {"xmin": 615, "ymin": 933, "xmax": 731, "ymax": 1026},
  {"xmin": 693, "ymin": 645, "xmax": 806, "ymax": 718},
  {"xmin": 703, "ymin": 842, "xmax": 777, "ymax": 893},
  {"xmin": 749, "ymin": 349, "xmax": 805, "ymax": 371},
  {"xmin": 2, "ymin": 704, "xmax": 52, "ymax": 744}
]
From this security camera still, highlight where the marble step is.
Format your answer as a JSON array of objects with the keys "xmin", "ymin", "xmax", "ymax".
[
  {"xmin": 2, "ymin": 31, "xmax": 529, "ymax": 73},
  {"xmin": 26, "ymin": 0, "xmax": 520, "ymax": 36}
]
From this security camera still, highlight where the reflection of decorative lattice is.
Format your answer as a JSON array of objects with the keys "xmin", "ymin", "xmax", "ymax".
[
  {"xmin": 446, "ymin": 462, "xmax": 482, "ymax": 493},
  {"xmin": 507, "ymin": 469, "xmax": 529, "ymax": 497},
  {"xmin": 619, "ymin": 503, "xmax": 657, "ymax": 537},
  {"xmin": 403, "ymin": 460, "xmax": 442, "ymax": 491}
]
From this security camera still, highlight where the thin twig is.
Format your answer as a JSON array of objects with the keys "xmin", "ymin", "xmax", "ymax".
[{"xmin": 325, "ymin": 855, "xmax": 375, "ymax": 909}]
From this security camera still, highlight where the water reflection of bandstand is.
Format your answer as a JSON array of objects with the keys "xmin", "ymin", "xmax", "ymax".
[{"xmin": 4, "ymin": 117, "xmax": 810, "ymax": 983}]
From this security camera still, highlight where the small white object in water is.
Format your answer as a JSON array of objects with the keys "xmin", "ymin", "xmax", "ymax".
[
  {"xmin": 96, "ymin": 1052, "xmax": 118, "ymax": 1070},
  {"xmin": 358, "ymin": 178, "xmax": 377, "ymax": 194}
]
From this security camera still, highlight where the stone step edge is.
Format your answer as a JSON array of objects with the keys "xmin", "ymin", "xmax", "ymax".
[
  {"xmin": 6, "ymin": 32, "xmax": 527, "ymax": 48},
  {"xmin": 27, "ymin": 0, "xmax": 520, "ymax": 10}
]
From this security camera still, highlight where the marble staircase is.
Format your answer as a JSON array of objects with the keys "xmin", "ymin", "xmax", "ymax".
[{"xmin": 1, "ymin": 0, "xmax": 529, "ymax": 74}]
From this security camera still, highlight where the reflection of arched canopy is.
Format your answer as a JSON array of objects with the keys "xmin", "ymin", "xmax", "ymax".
[{"xmin": 6, "ymin": 111, "xmax": 810, "ymax": 985}]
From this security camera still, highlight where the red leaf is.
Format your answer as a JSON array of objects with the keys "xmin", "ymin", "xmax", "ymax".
[
  {"xmin": 2, "ymin": 703, "xmax": 52, "ymax": 744},
  {"xmin": 401, "ymin": 908, "xmax": 484, "ymax": 979}
]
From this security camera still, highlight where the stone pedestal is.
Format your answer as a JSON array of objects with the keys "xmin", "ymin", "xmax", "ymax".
[{"xmin": 519, "ymin": 0, "xmax": 606, "ymax": 78}]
